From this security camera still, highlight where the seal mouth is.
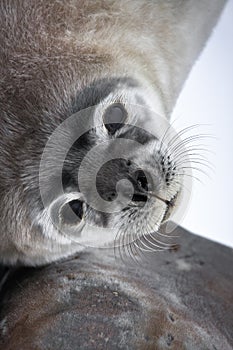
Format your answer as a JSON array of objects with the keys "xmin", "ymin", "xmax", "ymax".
[
  {"xmin": 161, "ymin": 191, "xmax": 179, "ymax": 223},
  {"xmin": 127, "ymin": 177, "xmax": 179, "ymax": 225},
  {"xmin": 134, "ymin": 175, "xmax": 176, "ymax": 207}
]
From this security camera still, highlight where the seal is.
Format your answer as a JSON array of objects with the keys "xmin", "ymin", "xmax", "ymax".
[{"xmin": 0, "ymin": 0, "xmax": 227, "ymax": 265}]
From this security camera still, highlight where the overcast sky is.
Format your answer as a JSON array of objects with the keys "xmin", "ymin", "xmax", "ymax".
[{"xmin": 172, "ymin": 0, "xmax": 233, "ymax": 247}]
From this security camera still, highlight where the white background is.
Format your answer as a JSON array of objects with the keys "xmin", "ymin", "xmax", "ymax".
[{"xmin": 172, "ymin": 0, "xmax": 233, "ymax": 248}]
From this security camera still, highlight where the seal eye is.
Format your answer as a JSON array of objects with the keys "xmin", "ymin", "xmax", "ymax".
[
  {"xmin": 103, "ymin": 103, "xmax": 127, "ymax": 134},
  {"xmin": 60, "ymin": 199, "xmax": 84, "ymax": 225},
  {"xmin": 69, "ymin": 200, "xmax": 83, "ymax": 219}
]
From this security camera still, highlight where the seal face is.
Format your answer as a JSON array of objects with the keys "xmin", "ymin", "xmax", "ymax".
[
  {"xmin": 37, "ymin": 79, "xmax": 184, "ymax": 258},
  {"xmin": 4, "ymin": 0, "xmax": 226, "ymax": 265},
  {"xmin": 0, "ymin": 72, "xmax": 185, "ymax": 266}
]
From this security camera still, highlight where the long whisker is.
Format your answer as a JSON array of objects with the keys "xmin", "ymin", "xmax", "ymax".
[
  {"xmin": 161, "ymin": 124, "xmax": 204, "ymax": 153},
  {"xmin": 114, "ymin": 124, "xmax": 215, "ymax": 263},
  {"xmin": 165, "ymin": 135, "xmax": 215, "ymax": 159}
]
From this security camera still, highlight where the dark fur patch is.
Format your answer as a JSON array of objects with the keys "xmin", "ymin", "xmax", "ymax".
[{"xmin": 70, "ymin": 77, "xmax": 138, "ymax": 114}]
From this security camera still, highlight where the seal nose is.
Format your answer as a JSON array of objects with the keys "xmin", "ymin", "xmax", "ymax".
[
  {"xmin": 95, "ymin": 159, "xmax": 149, "ymax": 204},
  {"xmin": 132, "ymin": 169, "xmax": 148, "ymax": 203}
]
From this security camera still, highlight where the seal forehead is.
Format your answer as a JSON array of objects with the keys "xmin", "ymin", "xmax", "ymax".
[{"xmin": 70, "ymin": 77, "xmax": 139, "ymax": 115}]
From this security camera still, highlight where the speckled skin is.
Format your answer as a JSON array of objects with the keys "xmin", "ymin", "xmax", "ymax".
[{"xmin": 0, "ymin": 226, "xmax": 232, "ymax": 349}]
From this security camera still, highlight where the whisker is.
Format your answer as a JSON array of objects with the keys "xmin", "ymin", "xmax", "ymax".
[
  {"xmin": 178, "ymin": 166, "xmax": 211, "ymax": 179},
  {"xmin": 162, "ymin": 124, "xmax": 205, "ymax": 151},
  {"xmin": 166, "ymin": 135, "xmax": 214, "ymax": 159},
  {"xmin": 145, "ymin": 222, "xmax": 176, "ymax": 246},
  {"xmin": 175, "ymin": 160, "xmax": 215, "ymax": 173},
  {"xmin": 156, "ymin": 229, "xmax": 180, "ymax": 239},
  {"xmin": 134, "ymin": 237, "xmax": 167, "ymax": 253},
  {"xmin": 174, "ymin": 172, "xmax": 205, "ymax": 185},
  {"xmin": 160, "ymin": 126, "xmax": 210, "ymax": 159},
  {"xmin": 172, "ymin": 154, "xmax": 214, "ymax": 171},
  {"xmin": 158, "ymin": 118, "xmax": 181, "ymax": 154},
  {"xmin": 142, "ymin": 232, "xmax": 171, "ymax": 249},
  {"xmin": 173, "ymin": 147, "xmax": 215, "ymax": 157}
]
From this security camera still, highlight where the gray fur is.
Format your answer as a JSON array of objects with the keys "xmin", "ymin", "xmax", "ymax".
[{"xmin": 0, "ymin": 0, "xmax": 227, "ymax": 265}]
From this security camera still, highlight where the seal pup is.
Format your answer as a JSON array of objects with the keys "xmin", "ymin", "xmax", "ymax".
[{"xmin": 0, "ymin": 0, "xmax": 227, "ymax": 265}]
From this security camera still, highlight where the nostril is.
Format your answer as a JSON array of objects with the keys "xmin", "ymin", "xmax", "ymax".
[
  {"xmin": 131, "ymin": 169, "xmax": 148, "ymax": 203},
  {"xmin": 134, "ymin": 169, "xmax": 148, "ymax": 191},
  {"xmin": 107, "ymin": 192, "xmax": 117, "ymax": 201},
  {"xmin": 132, "ymin": 193, "xmax": 147, "ymax": 202}
]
